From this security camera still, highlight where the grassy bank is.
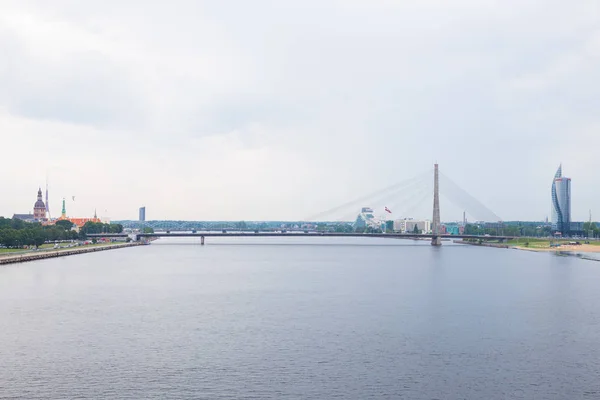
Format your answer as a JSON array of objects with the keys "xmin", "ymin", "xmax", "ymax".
[
  {"xmin": 0, "ymin": 242, "xmax": 128, "ymax": 258},
  {"xmin": 0, "ymin": 248, "xmax": 22, "ymax": 254},
  {"xmin": 0, "ymin": 242, "xmax": 141, "ymax": 265},
  {"xmin": 507, "ymin": 238, "xmax": 600, "ymax": 249}
]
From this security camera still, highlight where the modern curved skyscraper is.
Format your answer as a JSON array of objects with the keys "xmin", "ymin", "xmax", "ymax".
[{"xmin": 551, "ymin": 165, "xmax": 571, "ymax": 235}]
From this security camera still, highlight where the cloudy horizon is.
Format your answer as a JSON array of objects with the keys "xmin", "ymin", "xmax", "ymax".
[{"xmin": 1, "ymin": 0, "xmax": 598, "ymax": 222}]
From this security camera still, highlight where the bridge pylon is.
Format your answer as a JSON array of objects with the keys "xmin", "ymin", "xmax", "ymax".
[{"xmin": 432, "ymin": 163, "xmax": 442, "ymax": 246}]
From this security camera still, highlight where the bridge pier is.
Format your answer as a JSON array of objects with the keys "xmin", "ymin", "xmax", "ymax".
[
  {"xmin": 201, "ymin": 236, "xmax": 205, "ymax": 245},
  {"xmin": 431, "ymin": 163, "xmax": 442, "ymax": 246}
]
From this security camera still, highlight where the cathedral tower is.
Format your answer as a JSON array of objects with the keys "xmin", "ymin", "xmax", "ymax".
[{"xmin": 33, "ymin": 188, "xmax": 46, "ymax": 221}]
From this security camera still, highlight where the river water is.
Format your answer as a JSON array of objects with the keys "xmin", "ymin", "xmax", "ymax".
[{"xmin": 1, "ymin": 238, "xmax": 599, "ymax": 399}]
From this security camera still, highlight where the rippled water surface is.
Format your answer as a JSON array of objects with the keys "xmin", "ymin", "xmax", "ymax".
[{"xmin": 1, "ymin": 238, "xmax": 599, "ymax": 399}]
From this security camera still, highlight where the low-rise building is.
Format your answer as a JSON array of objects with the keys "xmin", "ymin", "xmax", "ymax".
[
  {"xmin": 443, "ymin": 223, "xmax": 463, "ymax": 235},
  {"xmin": 354, "ymin": 207, "xmax": 385, "ymax": 231},
  {"xmin": 12, "ymin": 213, "xmax": 36, "ymax": 223},
  {"xmin": 52, "ymin": 198, "xmax": 102, "ymax": 231},
  {"xmin": 393, "ymin": 218, "xmax": 431, "ymax": 234}
]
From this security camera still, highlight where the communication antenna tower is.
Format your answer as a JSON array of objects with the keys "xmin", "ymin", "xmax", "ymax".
[{"xmin": 45, "ymin": 175, "xmax": 51, "ymax": 220}]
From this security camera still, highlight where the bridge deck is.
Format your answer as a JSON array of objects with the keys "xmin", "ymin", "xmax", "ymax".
[{"xmin": 88, "ymin": 232, "xmax": 513, "ymax": 240}]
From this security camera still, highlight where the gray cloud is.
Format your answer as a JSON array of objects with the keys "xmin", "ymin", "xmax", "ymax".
[{"xmin": 0, "ymin": 0, "xmax": 598, "ymax": 221}]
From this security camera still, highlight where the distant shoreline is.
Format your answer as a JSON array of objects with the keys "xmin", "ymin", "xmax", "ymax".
[{"xmin": 514, "ymin": 244, "xmax": 600, "ymax": 253}]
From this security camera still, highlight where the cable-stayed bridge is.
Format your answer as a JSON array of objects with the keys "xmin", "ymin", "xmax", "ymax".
[
  {"xmin": 303, "ymin": 167, "xmax": 500, "ymax": 223},
  {"xmin": 101, "ymin": 165, "xmax": 508, "ymax": 246}
]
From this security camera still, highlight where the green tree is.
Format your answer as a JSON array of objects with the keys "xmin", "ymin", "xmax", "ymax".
[
  {"xmin": 540, "ymin": 226, "xmax": 552, "ymax": 237},
  {"xmin": 32, "ymin": 231, "xmax": 46, "ymax": 248},
  {"xmin": 0, "ymin": 217, "xmax": 13, "ymax": 229},
  {"xmin": 78, "ymin": 230, "xmax": 87, "ymax": 240},
  {"xmin": 0, "ymin": 229, "xmax": 17, "ymax": 248},
  {"xmin": 334, "ymin": 224, "xmax": 353, "ymax": 233},
  {"xmin": 109, "ymin": 224, "xmax": 124, "ymax": 233},
  {"xmin": 583, "ymin": 222, "xmax": 599, "ymax": 237},
  {"xmin": 10, "ymin": 218, "xmax": 27, "ymax": 230},
  {"xmin": 81, "ymin": 222, "xmax": 100, "ymax": 234},
  {"xmin": 385, "ymin": 221, "xmax": 394, "ymax": 233},
  {"xmin": 55, "ymin": 220, "xmax": 74, "ymax": 231},
  {"xmin": 0, "ymin": 217, "xmax": 82, "ymax": 248},
  {"xmin": 413, "ymin": 224, "xmax": 420, "ymax": 234},
  {"xmin": 81, "ymin": 222, "xmax": 123, "ymax": 235},
  {"xmin": 464, "ymin": 224, "xmax": 481, "ymax": 235}
]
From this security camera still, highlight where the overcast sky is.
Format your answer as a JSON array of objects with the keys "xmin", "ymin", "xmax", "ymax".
[{"xmin": 1, "ymin": 0, "xmax": 598, "ymax": 222}]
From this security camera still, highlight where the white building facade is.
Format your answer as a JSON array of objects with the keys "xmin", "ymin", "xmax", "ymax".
[{"xmin": 393, "ymin": 218, "xmax": 431, "ymax": 234}]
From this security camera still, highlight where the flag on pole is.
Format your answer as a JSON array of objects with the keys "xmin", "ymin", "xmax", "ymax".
[{"xmin": 385, "ymin": 206, "xmax": 392, "ymax": 213}]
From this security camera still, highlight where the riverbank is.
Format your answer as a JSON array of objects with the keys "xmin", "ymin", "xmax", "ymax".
[
  {"xmin": 454, "ymin": 239, "xmax": 600, "ymax": 263},
  {"xmin": 0, "ymin": 242, "xmax": 145, "ymax": 265},
  {"xmin": 514, "ymin": 244, "xmax": 600, "ymax": 253},
  {"xmin": 454, "ymin": 239, "xmax": 600, "ymax": 253},
  {"xmin": 453, "ymin": 240, "xmax": 510, "ymax": 249}
]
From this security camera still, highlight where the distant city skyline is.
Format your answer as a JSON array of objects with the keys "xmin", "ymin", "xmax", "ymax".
[
  {"xmin": 0, "ymin": 1, "xmax": 598, "ymax": 221},
  {"xmin": 2, "ymin": 162, "xmax": 596, "ymax": 223}
]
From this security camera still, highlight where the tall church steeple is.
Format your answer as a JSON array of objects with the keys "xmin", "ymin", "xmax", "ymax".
[{"xmin": 61, "ymin": 198, "xmax": 67, "ymax": 219}]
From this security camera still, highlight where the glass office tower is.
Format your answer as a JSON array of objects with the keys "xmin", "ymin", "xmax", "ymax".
[{"xmin": 551, "ymin": 165, "xmax": 571, "ymax": 235}]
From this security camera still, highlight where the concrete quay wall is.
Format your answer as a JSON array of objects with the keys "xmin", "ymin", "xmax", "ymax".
[
  {"xmin": 0, "ymin": 242, "xmax": 144, "ymax": 265},
  {"xmin": 453, "ymin": 240, "xmax": 510, "ymax": 249}
]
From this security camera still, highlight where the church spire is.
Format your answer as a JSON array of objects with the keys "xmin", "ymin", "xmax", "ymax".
[{"xmin": 61, "ymin": 198, "xmax": 67, "ymax": 218}]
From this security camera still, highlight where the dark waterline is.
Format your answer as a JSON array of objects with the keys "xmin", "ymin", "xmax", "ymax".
[{"xmin": 1, "ymin": 238, "xmax": 599, "ymax": 399}]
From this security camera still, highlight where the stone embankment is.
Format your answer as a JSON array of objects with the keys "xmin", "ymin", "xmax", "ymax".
[
  {"xmin": 0, "ymin": 242, "xmax": 145, "ymax": 265},
  {"xmin": 453, "ymin": 240, "xmax": 510, "ymax": 249}
]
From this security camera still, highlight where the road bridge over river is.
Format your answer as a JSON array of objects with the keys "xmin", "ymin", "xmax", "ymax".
[{"xmin": 88, "ymin": 231, "xmax": 514, "ymax": 245}]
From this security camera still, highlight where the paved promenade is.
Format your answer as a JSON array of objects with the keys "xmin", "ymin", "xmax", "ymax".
[{"xmin": 0, "ymin": 242, "xmax": 144, "ymax": 265}]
